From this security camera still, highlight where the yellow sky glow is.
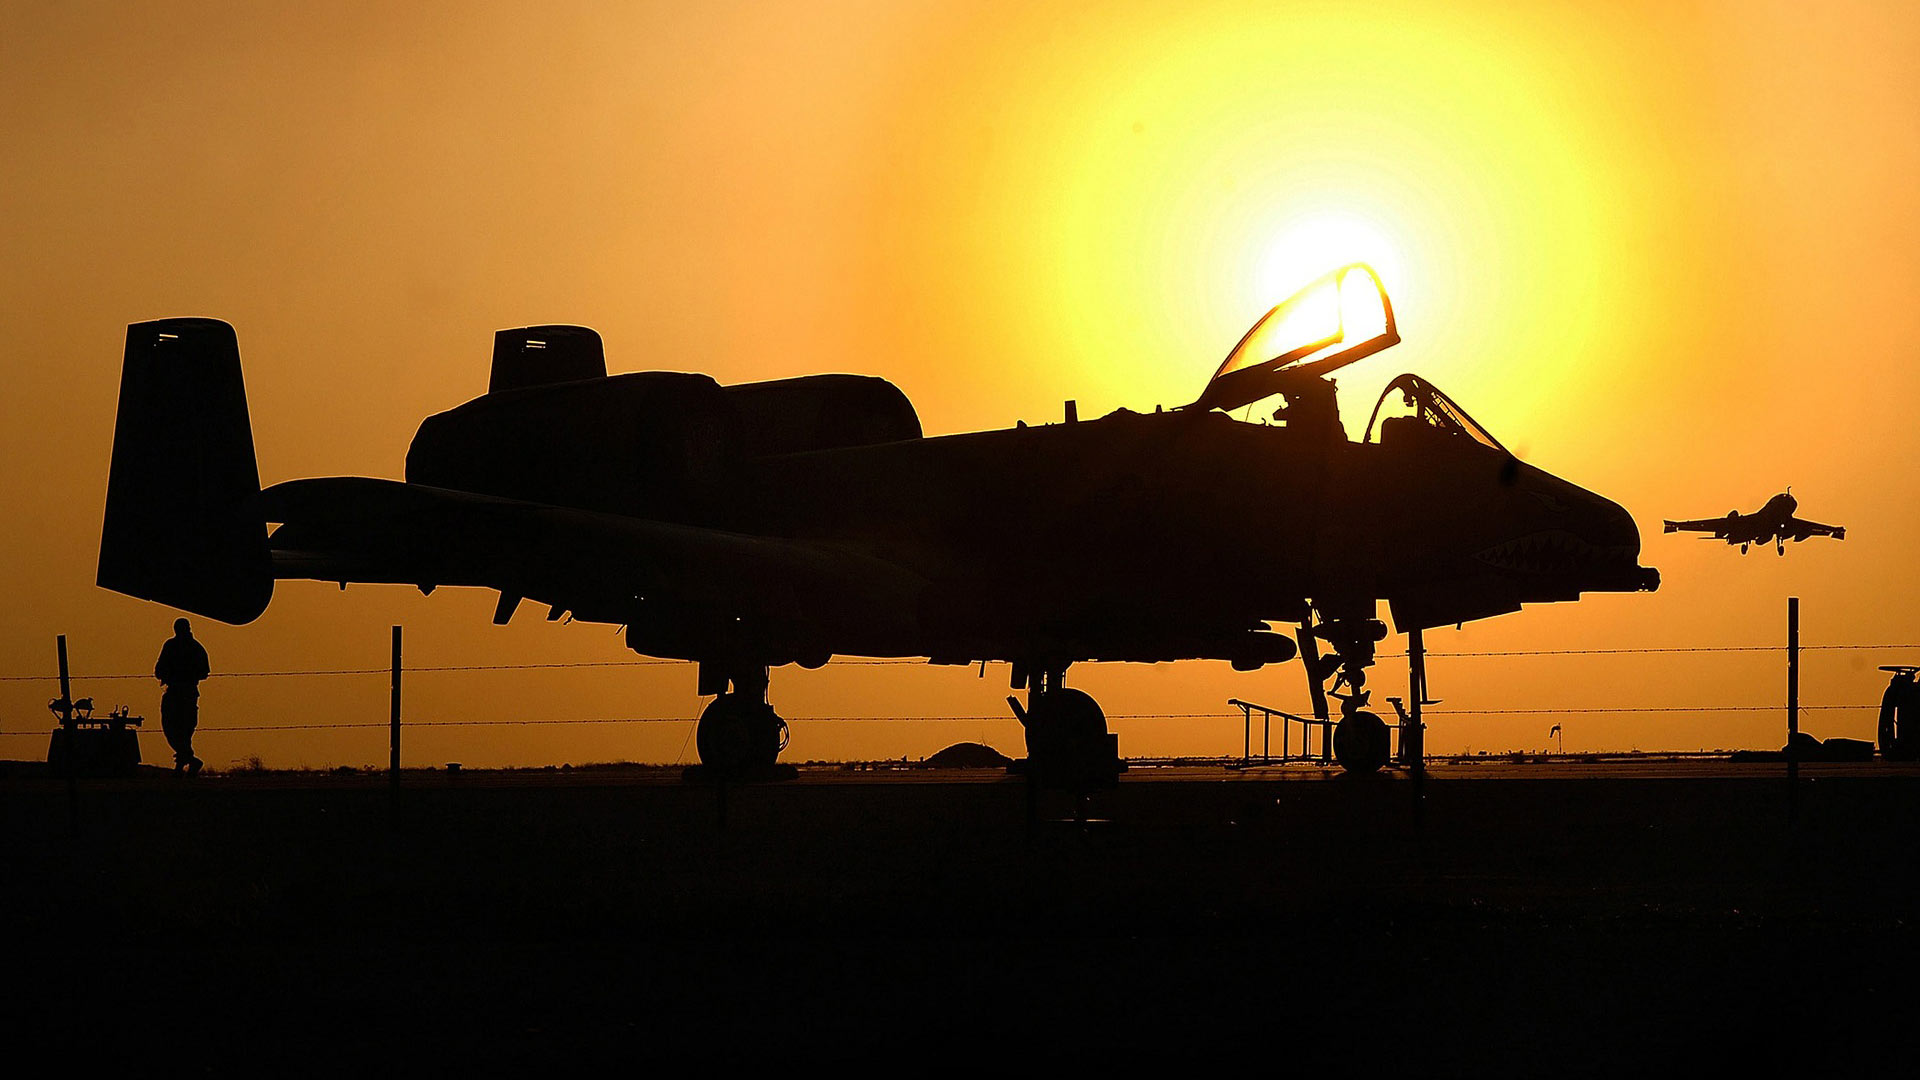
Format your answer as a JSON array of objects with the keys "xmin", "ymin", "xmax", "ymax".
[{"xmin": 2, "ymin": 1, "xmax": 1917, "ymax": 767}]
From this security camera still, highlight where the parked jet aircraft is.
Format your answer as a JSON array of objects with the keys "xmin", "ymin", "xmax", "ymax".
[
  {"xmin": 1662, "ymin": 491, "xmax": 1844, "ymax": 555},
  {"xmin": 98, "ymin": 265, "xmax": 1658, "ymax": 779}
]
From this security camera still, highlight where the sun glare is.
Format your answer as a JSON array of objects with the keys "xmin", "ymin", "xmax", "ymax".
[{"xmin": 1253, "ymin": 211, "xmax": 1406, "ymax": 310}]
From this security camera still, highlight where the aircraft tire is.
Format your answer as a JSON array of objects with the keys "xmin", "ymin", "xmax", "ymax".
[
  {"xmin": 697, "ymin": 694, "xmax": 784, "ymax": 776},
  {"xmin": 1333, "ymin": 711, "xmax": 1390, "ymax": 774}
]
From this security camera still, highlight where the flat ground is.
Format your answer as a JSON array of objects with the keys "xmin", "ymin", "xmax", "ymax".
[{"xmin": 6, "ymin": 761, "xmax": 1917, "ymax": 1071}]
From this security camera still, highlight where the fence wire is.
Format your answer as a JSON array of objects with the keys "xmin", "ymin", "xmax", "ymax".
[
  {"xmin": 7, "ymin": 642, "xmax": 1916, "ymax": 683},
  {"xmin": 4, "ymin": 641, "xmax": 1905, "ymax": 740},
  {"xmin": 0, "ymin": 705, "xmax": 1886, "ymax": 737}
]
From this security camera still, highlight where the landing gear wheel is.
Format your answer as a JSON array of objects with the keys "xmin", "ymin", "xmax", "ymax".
[
  {"xmin": 1333, "ymin": 710, "xmax": 1390, "ymax": 774},
  {"xmin": 696, "ymin": 693, "xmax": 787, "ymax": 777},
  {"xmin": 1023, "ymin": 688, "xmax": 1120, "ymax": 792}
]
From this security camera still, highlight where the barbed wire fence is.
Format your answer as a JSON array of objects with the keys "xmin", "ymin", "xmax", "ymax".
[{"xmin": 6, "ymin": 642, "xmax": 1915, "ymax": 757}]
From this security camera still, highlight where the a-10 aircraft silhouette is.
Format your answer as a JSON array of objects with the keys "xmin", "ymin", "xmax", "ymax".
[
  {"xmin": 1662, "ymin": 491, "xmax": 1845, "ymax": 555},
  {"xmin": 98, "ymin": 265, "xmax": 1658, "ymax": 780}
]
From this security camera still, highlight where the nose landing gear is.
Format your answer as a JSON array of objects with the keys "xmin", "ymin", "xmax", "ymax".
[{"xmin": 1304, "ymin": 613, "xmax": 1392, "ymax": 774}]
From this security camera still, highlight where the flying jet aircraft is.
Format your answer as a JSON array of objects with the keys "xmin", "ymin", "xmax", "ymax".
[
  {"xmin": 1662, "ymin": 492, "xmax": 1845, "ymax": 555},
  {"xmin": 98, "ymin": 265, "xmax": 1659, "ymax": 779}
]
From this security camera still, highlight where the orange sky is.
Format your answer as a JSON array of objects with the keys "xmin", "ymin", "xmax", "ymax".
[{"xmin": 4, "ymin": 1, "xmax": 1917, "ymax": 767}]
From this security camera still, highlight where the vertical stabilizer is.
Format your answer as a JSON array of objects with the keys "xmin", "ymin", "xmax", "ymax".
[
  {"xmin": 98, "ymin": 318, "xmax": 272, "ymax": 624},
  {"xmin": 489, "ymin": 324, "xmax": 606, "ymax": 394}
]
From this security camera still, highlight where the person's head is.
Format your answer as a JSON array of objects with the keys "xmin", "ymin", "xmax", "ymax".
[{"xmin": 173, "ymin": 617, "xmax": 191, "ymax": 638}]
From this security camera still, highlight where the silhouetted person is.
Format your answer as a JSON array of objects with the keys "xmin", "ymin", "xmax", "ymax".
[{"xmin": 155, "ymin": 617, "xmax": 209, "ymax": 775}]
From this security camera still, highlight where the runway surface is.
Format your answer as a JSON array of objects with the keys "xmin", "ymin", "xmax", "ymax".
[{"xmin": 7, "ymin": 758, "xmax": 1917, "ymax": 1070}]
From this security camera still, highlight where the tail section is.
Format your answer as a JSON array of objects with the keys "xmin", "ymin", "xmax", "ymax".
[{"xmin": 98, "ymin": 318, "xmax": 273, "ymax": 624}]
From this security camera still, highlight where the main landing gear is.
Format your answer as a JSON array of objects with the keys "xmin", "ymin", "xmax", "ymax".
[
  {"xmin": 1301, "ymin": 613, "xmax": 1392, "ymax": 774},
  {"xmin": 691, "ymin": 664, "xmax": 794, "ymax": 781},
  {"xmin": 1007, "ymin": 663, "xmax": 1124, "ymax": 796}
]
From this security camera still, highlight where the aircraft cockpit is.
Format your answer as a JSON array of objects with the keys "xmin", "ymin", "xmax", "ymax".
[
  {"xmin": 1362, "ymin": 374, "xmax": 1506, "ymax": 453},
  {"xmin": 1193, "ymin": 265, "xmax": 1508, "ymax": 462}
]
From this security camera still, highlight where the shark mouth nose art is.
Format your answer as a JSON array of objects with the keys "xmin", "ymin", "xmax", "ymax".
[{"xmin": 1473, "ymin": 530, "xmax": 1635, "ymax": 574}]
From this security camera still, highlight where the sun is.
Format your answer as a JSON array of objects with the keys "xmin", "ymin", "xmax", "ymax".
[{"xmin": 1253, "ymin": 211, "xmax": 1407, "ymax": 309}]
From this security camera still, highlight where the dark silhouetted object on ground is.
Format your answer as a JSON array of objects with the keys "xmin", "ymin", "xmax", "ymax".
[
  {"xmin": 924, "ymin": 742, "xmax": 1013, "ymax": 768},
  {"xmin": 1663, "ymin": 491, "xmax": 1845, "ymax": 555},
  {"xmin": 97, "ymin": 266, "xmax": 1658, "ymax": 782},
  {"xmin": 1730, "ymin": 732, "xmax": 1876, "ymax": 763},
  {"xmin": 154, "ymin": 618, "xmax": 209, "ymax": 775},
  {"xmin": 1878, "ymin": 666, "xmax": 1918, "ymax": 761},
  {"xmin": 46, "ymin": 698, "xmax": 143, "ymax": 777}
]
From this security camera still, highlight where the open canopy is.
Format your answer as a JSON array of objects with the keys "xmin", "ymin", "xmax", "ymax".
[{"xmin": 1191, "ymin": 263, "xmax": 1399, "ymax": 414}]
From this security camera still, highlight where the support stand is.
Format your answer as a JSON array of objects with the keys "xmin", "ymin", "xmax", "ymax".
[
  {"xmin": 1408, "ymin": 627, "xmax": 1428, "ymax": 827},
  {"xmin": 1296, "ymin": 622, "xmax": 1332, "ymax": 754}
]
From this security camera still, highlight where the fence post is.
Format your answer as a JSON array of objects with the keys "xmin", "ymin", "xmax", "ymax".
[
  {"xmin": 389, "ymin": 625, "xmax": 402, "ymax": 789},
  {"xmin": 1786, "ymin": 597, "xmax": 1798, "ymax": 818}
]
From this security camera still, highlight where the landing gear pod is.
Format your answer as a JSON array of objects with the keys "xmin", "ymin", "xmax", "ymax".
[{"xmin": 1012, "ymin": 674, "xmax": 1123, "ymax": 793}]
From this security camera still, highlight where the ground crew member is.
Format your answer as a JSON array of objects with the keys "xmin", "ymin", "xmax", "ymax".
[{"xmin": 155, "ymin": 617, "xmax": 210, "ymax": 775}]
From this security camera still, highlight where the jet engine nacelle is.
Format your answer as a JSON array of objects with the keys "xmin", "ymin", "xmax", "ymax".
[
  {"xmin": 407, "ymin": 327, "xmax": 922, "ymax": 521},
  {"xmin": 407, "ymin": 371, "xmax": 744, "ymax": 520}
]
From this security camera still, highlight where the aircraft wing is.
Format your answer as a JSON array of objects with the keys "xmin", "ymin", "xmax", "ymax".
[
  {"xmin": 1786, "ymin": 516, "xmax": 1846, "ymax": 541},
  {"xmin": 1661, "ymin": 516, "xmax": 1751, "ymax": 541},
  {"xmin": 260, "ymin": 477, "xmax": 927, "ymax": 653}
]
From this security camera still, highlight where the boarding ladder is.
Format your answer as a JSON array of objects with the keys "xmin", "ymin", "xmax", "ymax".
[{"xmin": 1228, "ymin": 698, "xmax": 1413, "ymax": 768}]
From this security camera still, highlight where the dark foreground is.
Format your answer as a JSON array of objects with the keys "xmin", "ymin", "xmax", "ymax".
[{"xmin": 7, "ymin": 763, "xmax": 1917, "ymax": 1071}]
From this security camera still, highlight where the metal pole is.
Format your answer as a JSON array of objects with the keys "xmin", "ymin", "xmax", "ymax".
[
  {"xmin": 389, "ymin": 625, "xmax": 402, "ymax": 789},
  {"xmin": 58, "ymin": 634, "xmax": 76, "ymax": 817},
  {"xmin": 1787, "ymin": 597, "xmax": 1799, "ymax": 805},
  {"xmin": 57, "ymin": 634, "xmax": 71, "ymax": 714},
  {"xmin": 1297, "ymin": 623, "xmax": 1331, "ymax": 726},
  {"xmin": 1408, "ymin": 628, "xmax": 1426, "ymax": 771}
]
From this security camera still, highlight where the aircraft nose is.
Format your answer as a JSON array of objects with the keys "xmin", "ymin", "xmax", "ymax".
[
  {"xmin": 1477, "ymin": 467, "xmax": 1657, "ymax": 593},
  {"xmin": 1570, "ymin": 483, "xmax": 1659, "ymax": 591}
]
